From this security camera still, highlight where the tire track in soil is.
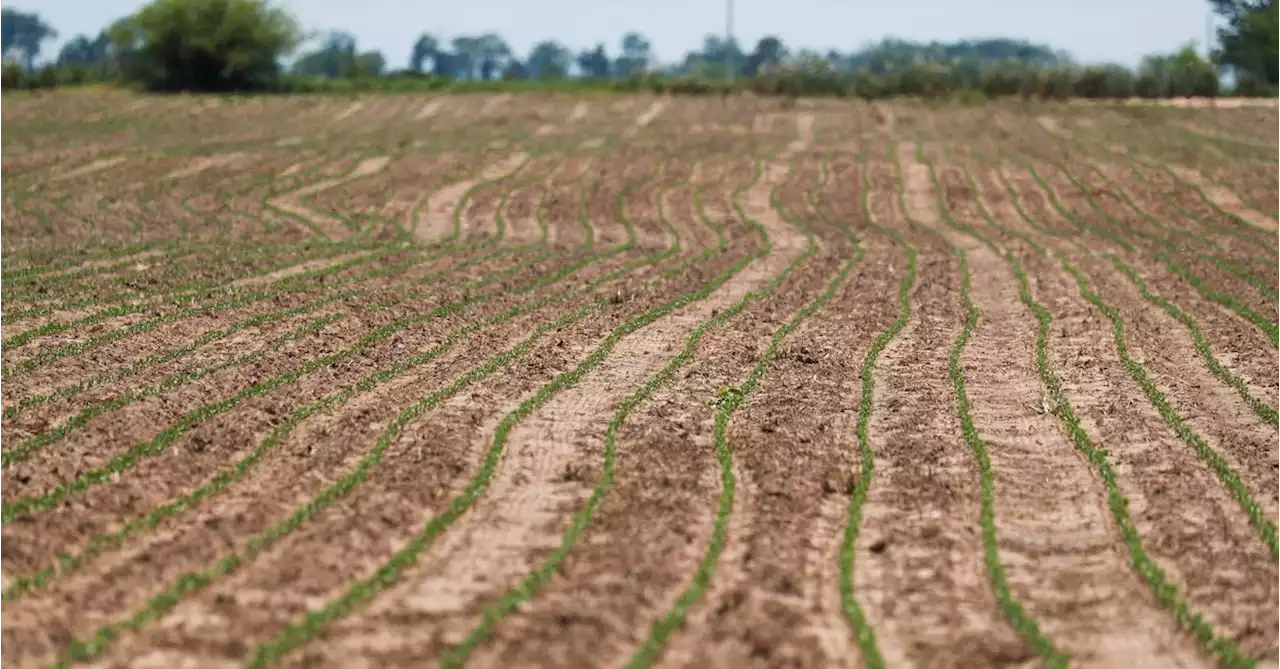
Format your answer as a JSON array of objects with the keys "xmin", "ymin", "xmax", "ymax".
[
  {"xmin": 1001, "ymin": 155, "xmax": 1280, "ymax": 542},
  {"xmin": 414, "ymin": 100, "xmax": 443, "ymax": 121},
  {"xmin": 630, "ymin": 154, "xmax": 869, "ymax": 669},
  {"xmin": 852, "ymin": 155, "xmax": 1029, "ymax": 668},
  {"xmin": 413, "ymin": 153, "xmax": 529, "ymax": 243},
  {"xmin": 0, "ymin": 248, "xmax": 418, "ymax": 407},
  {"xmin": 368, "ymin": 154, "xmax": 819, "ymax": 669},
  {"xmin": 133, "ymin": 158, "xmax": 716, "ymax": 669},
  {"xmin": 233, "ymin": 161, "xmax": 803, "ymax": 669},
  {"xmin": 952, "ymin": 153, "xmax": 1247, "ymax": 668},
  {"xmin": 787, "ymin": 113, "xmax": 815, "ymax": 155},
  {"xmin": 614, "ymin": 154, "xmax": 824, "ymax": 669},
  {"xmin": 0, "ymin": 151, "xmax": 688, "ymax": 666},
  {"xmin": 625, "ymin": 100, "xmax": 669, "ymax": 138},
  {"xmin": 988, "ymin": 163, "xmax": 1280, "ymax": 663},
  {"xmin": 1165, "ymin": 165, "xmax": 1279, "ymax": 233},
  {"xmin": 925, "ymin": 154, "xmax": 1208, "ymax": 667},
  {"xmin": 1062, "ymin": 161, "xmax": 1280, "ymax": 422},
  {"xmin": 901, "ymin": 140, "xmax": 1062, "ymax": 664},
  {"xmin": 2, "ymin": 237, "xmax": 680, "ymax": 665},
  {"xmin": 0, "ymin": 255, "xmax": 521, "ymax": 542},
  {"xmin": 268, "ymin": 156, "xmax": 393, "ymax": 241}
]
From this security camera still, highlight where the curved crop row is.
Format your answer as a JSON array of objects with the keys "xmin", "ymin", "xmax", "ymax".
[{"xmin": 948, "ymin": 147, "xmax": 1257, "ymax": 669}]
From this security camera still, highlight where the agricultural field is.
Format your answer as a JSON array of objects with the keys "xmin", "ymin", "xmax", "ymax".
[{"xmin": 0, "ymin": 90, "xmax": 1277, "ymax": 669}]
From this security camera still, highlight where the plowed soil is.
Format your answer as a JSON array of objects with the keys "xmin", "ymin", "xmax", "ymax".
[{"xmin": 2, "ymin": 92, "xmax": 1276, "ymax": 669}]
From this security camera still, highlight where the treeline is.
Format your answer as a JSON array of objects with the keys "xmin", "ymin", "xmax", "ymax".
[{"xmin": 2, "ymin": 0, "xmax": 1276, "ymax": 99}]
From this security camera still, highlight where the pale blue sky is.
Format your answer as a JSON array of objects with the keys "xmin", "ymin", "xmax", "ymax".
[{"xmin": 31, "ymin": 0, "xmax": 1218, "ymax": 69}]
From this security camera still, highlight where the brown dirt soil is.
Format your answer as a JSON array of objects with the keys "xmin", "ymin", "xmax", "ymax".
[
  {"xmin": 994, "ymin": 162, "xmax": 1280, "ymax": 662},
  {"xmin": 2, "ymin": 95, "xmax": 1276, "ymax": 669},
  {"xmin": 853, "ymin": 157, "xmax": 1030, "ymax": 668},
  {"xmin": 942, "ymin": 160, "xmax": 1210, "ymax": 667}
]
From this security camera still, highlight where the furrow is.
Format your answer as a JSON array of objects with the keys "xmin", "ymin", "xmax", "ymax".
[
  {"xmin": 987, "ymin": 162, "xmax": 1278, "ymax": 663},
  {"xmin": 926, "ymin": 149, "xmax": 1210, "ymax": 667}
]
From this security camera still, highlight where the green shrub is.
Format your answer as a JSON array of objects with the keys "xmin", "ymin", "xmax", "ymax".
[{"xmin": 111, "ymin": 0, "xmax": 302, "ymax": 92}]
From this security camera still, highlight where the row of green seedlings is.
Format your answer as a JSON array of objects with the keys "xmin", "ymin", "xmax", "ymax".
[
  {"xmin": 1038, "ymin": 124, "xmax": 1279, "ymax": 276},
  {"xmin": 0, "ymin": 150, "xmax": 565, "ymax": 376},
  {"xmin": 0, "ymin": 155, "xmax": 588, "ymax": 452},
  {"xmin": 943, "ymin": 145, "xmax": 1280, "ymax": 436},
  {"xmin": 996, "ymin": 147, "xmax": 1279, "ymax": 349},
  {"xmin": 946, "ymin": 144, "xmax": 1266, "ymax": 668},
  {"xmin": 6, "ymin": 96, "xmax": 514, "ymax": 243},
  {"xmin": 1014, "ymin": 135, "xmax": 1279, "ymax": 322},
  {"xmin": 0, "ymin": 141, "xmax": 650, "ymax": 483},
  {"xmin": 0, "ymin": 113, "xmax": 665, "ymax": 396},
  {"xmin": 3, "ymin": 149, "xmax": 403, "ymax": 290},
  {"xmin": 1108, "ymin": 164, "xmax": 1280, "ymax": 301},
  {"xmin": 254, "ymin": 151, "xmax": 821, "ymax": 668},
  {"xmin": 973, "ymin": 151, "xmax": 1279, "ymax": 562},
  {"xmin": 904, "ymin": 142, "xmax": 1067, "ymax": 665},
  {"xmin": 295, "ymin": 126, "xmax": 600, "ymax": 243},
  {"xmin": 1111, "ymin": 115, "xmax": 1280, "ymax": 227},
  {"xmin": 1033, "ymin": 158, "xmax": 1280, "ymax": 350},
  {"xmin": 0, "ymin": 144, "xmax": 619, "ymax": 425},
  {"xmin": 43, "ymin": 151, "xmax": 763, "ymax": 667},
  {"xmin": 997, "ymin": 149, "xmax": 1280, "ymax": 551},
  {"xmin": 2, "ymin": 148, "xmax": 741, "ymax": 607},
  {"xmin": 444, "ymin": 153, "xmax": 814, "ymax": 669},
  {"xmin": 953, "ymin": 127, "xmax": 1280, "ymax": 428},
  {"xmin": 622, "ymin": 150, "xmax": 863, "ymax": 669},
  {"xmin": 835, "ymin": 147, "xmax": 916, "ymax": 668}
]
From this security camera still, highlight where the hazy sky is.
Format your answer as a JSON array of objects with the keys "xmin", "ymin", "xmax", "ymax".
[{"xmin": 32, "ymin": 0, "xmax": 1218, "ymax": 69}]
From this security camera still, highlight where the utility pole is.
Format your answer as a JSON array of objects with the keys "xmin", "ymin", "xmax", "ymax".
[
  {"xmin": 726, "ymin": 0, "xmax": 735, "ymax": 86},
  {"xmin": 1205, "ymin": 12, "xmax": 1213, "ymax": 60}
]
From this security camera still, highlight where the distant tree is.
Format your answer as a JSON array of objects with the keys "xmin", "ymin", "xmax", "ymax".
[
  {"xmin": 527, "ymin": 40, "xmax": 571, "ymax": 79},
  {"xmin": 687, "ymin": 35, "xmax": 744, "ymax": 76},
  {"xmin": 476, "ymin": 33, "xmax": 511, "ymax": 80},
  {"xmin": 431, "ymin": 50, "xmax": 458, "ymax": 78},
  {"xmin": 576, "ymin": 43, "xmax": 610, "ymax": 77},
  {"xmin": 1211, "ymin": 0, "xmax": 1277, "ymax": 87},
  {"xmin": 1, "ymin": 8, "xmax": 57, "ymax": 70},
  {"xmin": 291, "ymin": 31, "xmax": 357, "ymax": 78},
  {"xmin": 502, "ymin": 57, "xmax": 528, "ymax": 80},
  {"xmin": 57, "ymin": 31, "xmax": 111, "ymax": 66},
  {"xmin": 292, "ymin": 32, "xmax": 386, "ymax": 79},
  {"xmin": 615, "ymin": 31, "xmax": 651, "ymax": 76},
  {"xmin": 409, "ymin": 33, "xmax": 440, "ymax": 72},
  {"xmin": 745, "ymin": 36, "xmax": 787, "ymax": 75},
  {"xmin": 353, "ymin": 50, "xmax": 386, "ymax": 77},
  {"xmin": 109, "ymin": 0, "xmax": 301, "ymax": 91},
  {"xmin": 451, "ymin": 36, "xmax": 478, "ymax": 78},
  {"xmin": 1137, "ymin": 44, "xmax": 1220, "ymax": 96},
  {"xmin": 847, "ymin": 38, "xmax": 1065, "ymax": 75}
]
